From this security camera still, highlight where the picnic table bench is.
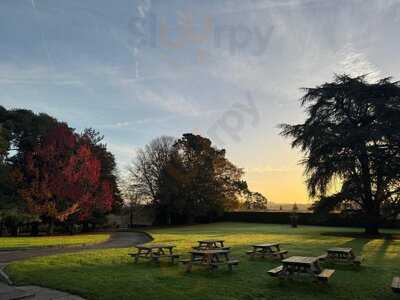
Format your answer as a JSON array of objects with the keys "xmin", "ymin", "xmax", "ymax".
[
  {"xmin": 129, "ymin": 243, "xmax": 179, "ymax": 264},
  {"xmin": 392, "ymin": 277, "xmax": 400, "ymax": 293},
  {"xmin": 193, "ymin": 239, "xmax": 230, "ymax": 250},
  {"xmin": 246, "ymin": 243, "xmax": 288, "ymax": 260},
  {"xmin": 181, "ymin": 249, "xmax": 239, "ymax": 272},
  {"xmin": 318, "ymin": 247, "xmax": 361, "ymax": 265},
  {"xmin": 268, "ymin": 256, "xmax": 335, "ymax": 283}
]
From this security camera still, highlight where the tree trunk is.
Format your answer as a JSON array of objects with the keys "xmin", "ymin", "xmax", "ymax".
[
  {"xmin": 64, "ymin": 223, "xmax": 74, "ymax": 235},
  {"xmin": 364, "ymin": 212, "xmax": 381, "ymax": 236},
  {"xmin": 82, "ymin": 221, "xmax": 89, "ymax": 232},
  {"xmin": 10, "ymin": 225, "xmax": 19, "ymax": 237},
  {"xmin": 30, "ymin": 222, "xmax": 39, "ymax": 236},
  {"xmin": 291, "ymin": 214, "xmax": 299, "ymax": 228},
  {"xmin": 358, "ymin": 147, "xmax": 379, "ymax": 236},
  {"xmin": 129, "ymin": 206, "xmax": 134, "ymax": 228},
  {"xmin": 47, "ymin": 219, "xmax": 54, "ymax": 235},
  {"xmin": 167, "ymin": 213, "xmax": 171, "ymax": 225},
  {"xmin": 365, "ymin": 225, "xmax": 380, "ymax": 235}
]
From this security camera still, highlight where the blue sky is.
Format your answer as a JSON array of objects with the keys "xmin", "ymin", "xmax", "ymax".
[{"xmin": 1, "ymin": 0, "xmax": 400, "ymax": 203}]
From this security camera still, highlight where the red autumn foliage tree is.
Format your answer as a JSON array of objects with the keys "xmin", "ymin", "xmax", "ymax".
[{"xmin": 18, "ymin": 124, "xmax": 114, "ymax": 233}]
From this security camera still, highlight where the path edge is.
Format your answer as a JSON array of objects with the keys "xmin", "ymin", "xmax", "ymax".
[{"xmin": 0, "ymin": 264, "xmax": 13, "ymax": 285}]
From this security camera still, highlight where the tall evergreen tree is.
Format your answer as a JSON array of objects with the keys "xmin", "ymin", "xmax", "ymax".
[{"xmin": 281, "ymin": 74, "xmax": 400, "ymax": 234}]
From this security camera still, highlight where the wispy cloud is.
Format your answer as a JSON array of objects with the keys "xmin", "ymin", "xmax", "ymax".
[
  {"xmin": 98, "ymin": 115, "xmax": 176, "ymax": 129},
  {"xmin": 1, "ymin": 0, "xmax": 398, "ymax": 203},
  {"xmin": 0, "ymin": 64, "xmax": 83, "ymax": 86},
  {"xmin": 107, "ymin": 143, "xmax": 138, "ymax": 169},
  {"xmin": 137, "ymin": 89, "xmax": 201, "ymax": 116},
  {"xmin": 335, "ymin": 42, "xmax": 382, "ymax": 81}
]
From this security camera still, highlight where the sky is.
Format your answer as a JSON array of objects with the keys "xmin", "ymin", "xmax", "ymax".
[{"xmin": 1, "ymin": 0, "xmax": 400, "ymax": 204}]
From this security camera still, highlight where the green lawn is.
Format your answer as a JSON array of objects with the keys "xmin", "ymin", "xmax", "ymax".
[
  {"xmin": 6, "ymin": 222, "xmax": 400, "ymax": 300},
  {"xmin": 0, "ymin": 234, "xmax": 110, "ymax": 249}
]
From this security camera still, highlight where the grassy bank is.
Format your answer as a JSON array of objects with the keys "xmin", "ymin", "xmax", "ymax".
[{"xmin": 0, "ymin": 234, "xmax": 110, "ymax": 250}]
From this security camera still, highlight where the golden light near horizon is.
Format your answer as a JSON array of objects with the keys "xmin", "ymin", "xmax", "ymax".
[{"xmin": 245, "ymin": 165, "xmax": 310, "ymax": 204}]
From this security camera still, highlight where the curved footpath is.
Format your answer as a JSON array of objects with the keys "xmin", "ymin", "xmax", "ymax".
[{"xmin": 0, "ymin": 231, "xmax": 152, "ymax": 300}]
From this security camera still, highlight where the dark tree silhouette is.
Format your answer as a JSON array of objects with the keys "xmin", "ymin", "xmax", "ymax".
[
  {"xmin": 241, "ymin": 192, "xmax": 268, "ymax": 211},
  {"xmin": 126, "ymin": 136, "xmax": 176, "ymax": 203},
  {"xmin": 281, "ymin": 74, "xmax": 400, "ymax": 234},
  {"xmin": 127, "ymin": 134, "xmax": 249, "ymax": 225},
  {"xmin": 159, "ymin": 133, "xmax": 245, "ymax": 224}
]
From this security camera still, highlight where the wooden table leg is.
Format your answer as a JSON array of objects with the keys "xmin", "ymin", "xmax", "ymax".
[
  {"xmin": 281, "ymin": 265, "xmax": 290, "ymax": 279},
  {"xmin": 250, "ymin": 247, "xmax": 256, "ymax": 259},
  {"xmin": 151, "ymin": 249, "xmax": 161, "ymax": 263},
  {"xmin": 186, "ymin": 253, "xmax": 196, "ymax": 272},
  {"xmin": 135, "ymin": 249, "xmax": 142, "ymax": 263},
  {"xmin": 186, "ymin": 261, "xmax": 193, "ymax": 273}
]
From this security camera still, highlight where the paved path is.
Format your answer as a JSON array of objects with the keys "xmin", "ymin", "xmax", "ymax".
[
  {"xmin": 0, "ymin": 282, "xmax": 84, "ymax": 300},
  {"xmin": 0, "ymin": 231, "xmax": 152, "ymax": 299},
  {"xmin": 0, "ymin": 231, "xmax": 152, "ymax": 263}
]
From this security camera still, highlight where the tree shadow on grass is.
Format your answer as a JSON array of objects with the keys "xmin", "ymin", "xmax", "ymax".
[
  {"xmin": 339, "ymin": 237, "xmax": 369, "ymax": 254},
  {"xmin": 320, "ymin": 232, "xmax": 400, "ymax": 263},
  {"xmin": 320, "ymin": 231, "xmax": 400, "ymax": 240},
  {"xmin": 267, "ymin": 278, "xmax": 335, "ymax": 298},
  {"xmin": 367, "ymin": 238, "xmax": 393, "ymax": 261},
  {"xmin": 337, "ymin": 234, "xmax": 397, "ymax": 261},
  {"xmin": 317, "ymin": 234, "xmax": 398, "ymax": 271}
]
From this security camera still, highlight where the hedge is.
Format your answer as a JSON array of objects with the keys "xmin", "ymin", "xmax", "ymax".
[{"xmin": 222, "ymin": 211, "xmax": 400, "ymax": 228}]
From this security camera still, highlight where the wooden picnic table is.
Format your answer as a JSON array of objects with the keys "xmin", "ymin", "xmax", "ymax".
[
  {"xmin": 392, "ymin": 277, "xmax": 400, "ymax": 293},
  {"xmin": 129, "ymin": 243, "xmax": 179, "ymax": 264},
  {"xmin": 320, "ymin": 247, "xmax": 361, "ymax": 265},
  {"xmin": 246, "ymin": 243, "xmax": 288, "ymax": 260},
  {"xmin": 181, "ymin": 249, "xmax": 239, "ymax": 272},
  {"xmin": 194, "ymin": 239, "xmax": 228, "ymax": 250},
  {"xmin": 268, "ymin": 256, "xmax": 335, "ymax": 283},
  {"xmin": 283, "ymin": 256, "xmax": 321, "ymax": 272}
]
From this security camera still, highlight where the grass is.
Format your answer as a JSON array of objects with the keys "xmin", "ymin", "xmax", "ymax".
[
  {"xmin": 5, "ymin": 222, "xmax": 400, "ymax": 300},
  {"xmin": 0, "ymin": 233, "xmax": 110, "ymax": 249}
]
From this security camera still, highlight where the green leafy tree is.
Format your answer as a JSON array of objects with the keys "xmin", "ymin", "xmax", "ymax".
[
  {"xmin": 241, "ymin": 192, "xmax": 268, "ymax": 211},
  {"xmin": 281, "ymin": 74, "xmax": 400, "ymax": 234},
  {"xmin": 0, "ymin": 106, "xmax": 56, "ymax": 235},
  {"xmin": 157, "ymin": 134, "xmax": 245, "ymax": 224},
  {"xmin": 128, "ymin": 134, "xmax": 248, "ymax": 225},
  {"xmin": 0, "ymin": 127, "xmax": 10, "ymax": 162},
  {"xmin": 4, "ymin": 108, "xmax": 57, "ymax": 156}
]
